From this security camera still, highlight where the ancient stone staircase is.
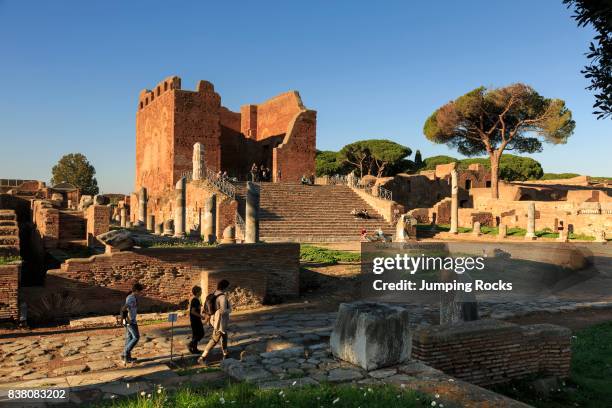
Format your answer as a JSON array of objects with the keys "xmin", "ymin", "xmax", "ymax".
[
  {"xmin": 237, "ymin": 182, "xmax": 394, "ymax": 242},
  {"xmin": 58, "ymin": 210, "xmax": 87, "ymax": 247},
  {"xmin": 0, "ymin": 210, "xmax": 20, "ymax": 257}
]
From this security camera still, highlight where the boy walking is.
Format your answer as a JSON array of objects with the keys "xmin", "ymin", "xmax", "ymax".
[
  {"xmin": 121, "ymin": 283, "xmax": 143, "ymax": 363},
  {"xmin": 188, "ymin": 285, "xmax": 205, "ymax": 354},
  {"xmin": 198, "ymin": 279, "xmax": 232, "ymax": 364}
]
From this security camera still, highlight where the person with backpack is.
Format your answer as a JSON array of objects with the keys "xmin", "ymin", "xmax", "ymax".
[
  {"xmin": 188, "ymin": 285, "xmax": 205, "ymax": 354},
  {"xmin": 198, "ymin": 279, "xmax": 232, "ymax": 365},
  {"xmin": 121, "ymin": 283, "xmax": 143, "ymax": 364}
]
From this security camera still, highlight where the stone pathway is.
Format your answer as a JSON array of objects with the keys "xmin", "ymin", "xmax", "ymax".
[
  {"xmin": 2, "ymin": 299, "xmax": 611, "ymax": 386},
  {"xmin": 221, "ymin": 344, "xmax": 530, "ymax": 407}
]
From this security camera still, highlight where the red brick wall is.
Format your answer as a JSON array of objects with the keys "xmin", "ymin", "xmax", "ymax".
[
  {"xmin": 86, "ymin": 205, "xmax": 111, "ymax": 247},
  {"xmin": 255, "ymin": 91, "xmax": 304, "ymax": 140},
  {"xmin": 32, "ymin": 200, "xmax": 60, "ymax": 249},
  {"xmin": 412, "ymin": 319, "xmax": 571, "ymax": 386},
  {"xmin": 41, "ymin": 243, "xmax": 299, "ymax": 316},
  {"xmin": 0, "ymin": 263, "xmax": 20, "ymax": 321},
  {"xmin": 273, "ymin": 110, "xmax": 317, "ymax": 182}
]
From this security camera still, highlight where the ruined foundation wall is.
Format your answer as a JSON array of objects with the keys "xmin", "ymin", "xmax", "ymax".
[
  {"xmin": 39, "ymin": 243, "xmax": 299, "ymax": 316},
  {"xmin": 0, "ymin": 262, "xmax": 20, "ymax": 321},
  {"xmin": 273, "ymin": 110, "xmax": 317, "ymax": 182},
  {"xmin": 412, "ymin": 319, "xmax": 571, "ymax": 386}
]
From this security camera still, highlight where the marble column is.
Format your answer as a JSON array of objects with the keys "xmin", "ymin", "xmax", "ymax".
[
  {"xmin": 449, "ymin": 169, "xmax": 459, "ymax": 234},
  {"xmin": 222, "ymin": 225, "xmax": 236, "ymax": 244},
  {"xmin": 498, "ymin": 223, "xmax": 507, "ymax": 240},
  {"xmin": 245, "ymin": 181, "xmax": 260, "ymax": 243},
  {"xmin": 154, "ymin": 220, "xmax": 163, "ymax": 235},
  {"xmin": 120, "ymin": 208, "xmax": 127, "ymax": 228},
  {"xmin": 525, "ymin": 202, "xmax": 536, "ymax": 240},
  {"xmin": 146, "ymin": 214, "xmax": 155, "ymax": 232},
  {"xmin": 202, "ymin": 194, "xmax": 217, "ymax": 244},
  {"xmin": 472, "ymin": 221, "xmax": 481, "ymax": 236},
  {"xmin": 174, "ymin": 177, "xmax": 186, "ymax": 238},
  {"xmin": 138, "ymin": 187, "xmax": 147, "ymax": 226},
  {"xmin": 193, "ymin": 142, "xmax": 205, "ymax": 181},
  {"xmin": 163, "ymin": 219, "xmax": 174, "ymax": 236}
]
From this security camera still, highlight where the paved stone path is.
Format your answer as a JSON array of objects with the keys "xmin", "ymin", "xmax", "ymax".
[{"xmin": 2, "ymin": 299, "xmax": 612, "ymax": 386}]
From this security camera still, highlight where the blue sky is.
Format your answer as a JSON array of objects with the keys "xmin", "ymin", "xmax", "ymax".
[{"xmin": 0, "ymin": 0, "xmax": 610, "ymax": 193}]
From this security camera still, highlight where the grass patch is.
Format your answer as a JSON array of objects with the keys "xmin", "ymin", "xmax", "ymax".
[
  {"xmin": 95, "ymin": 381, "xmax": 430, "ymax": 408},
  {"xmin": 144, "ymin": 240, "xmax": 216, "ymax": 249},
  {"xmin": 300, "ymin": 245, "xmax": 360, "ymax": 264},
  {"xmin": 492, "ymin": 321, "xmax": 612, "ymax": 407},
  {"xmin": 0, "ymin": 255, "xmax": 21, "ymax": 265}
]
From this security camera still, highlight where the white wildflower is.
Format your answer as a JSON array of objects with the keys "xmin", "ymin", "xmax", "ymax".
[
  {"xmin": 333, "ymin": 397, "xmax": 340, "ymax": 404},
  {"xmin": 431, "ymin": 402, "xmax": 437, "ymax": 407},
  {"xmin": 140, "ymin": 391, "xmax": 146, "ymax": 396},
  {"xmin": 219, "ymin": 396, "xmax": 226, "ymax": 404}
]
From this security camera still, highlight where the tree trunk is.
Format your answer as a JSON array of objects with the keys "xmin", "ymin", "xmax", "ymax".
[{"xmin": 490, "ymin": 151, "xmax": 501, "ymax": 199}]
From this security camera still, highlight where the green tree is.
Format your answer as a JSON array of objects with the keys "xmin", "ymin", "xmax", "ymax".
[
  {"xmin": 338, "ymin": 140, "xmax": 411, "ymax": 177},
  {"xmin": 564, "ymin": 0, "xmax": 612, "ymax": 119},
  {"xmin": 414, "ymin": 150, "xmax": 423, "ymax": 168},
  {"xmin": 51, "ymin": 153, "xmax": 99, "ymax": 196},
  {"xmin": 421, "ymin": 155, "xmax": 458, "ymax": 171},
  {"xmin": 315, "ymin": 150, "xmax": 349, "ymax": 176},
  {"xmin": 460, "ymin": 154, "xmax": 544, "ymax": 181},
  {"xmin": 423, "ymin": 84, "xmax": 575, "ymax": 198}
]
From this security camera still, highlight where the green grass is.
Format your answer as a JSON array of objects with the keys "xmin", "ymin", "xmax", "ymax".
[
  {"xmin": 95, "ymin": 382, "xmax": 430, "ymax": 408},
  {"xmin": 417, "ymin": 224, "xmax": 595, "ymax": 240},
  {"xmin": 492, "ymin": 321, "xmax": 612, "ymax": 408},
  {"xmin": 0, "ymin": 255, "xmax": 20, "ymax": 265},
  {"xmin": 145, "ymin": 240, "xmax": 216, "ymax": 249},
  {"xmin": 300, "ymin": 245, "xmax": 361, "ymax": 264}
]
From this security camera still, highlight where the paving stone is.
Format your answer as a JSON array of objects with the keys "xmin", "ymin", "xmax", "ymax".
[
  {"xmin": 53, "ymin": 364, "xmax": 88, "ymax": 376},
  {"xmin": 10, "ymin": 368, "xmax": 34, "ymax": 378},
  {"xmin": 368, "ymin": 368, "xmax": 397, "ymax": 379},
  {"xmin": 327, "ymin": 368, "xmax": 364, "ymax": 383},
  {"xmin": 262, "ymin": 358, "xmax": 284, "ymax": 366},
  {"xmin": 61, "ymin": 347, "xmax": 80, "ymax": 357},
  {"xmin": 22, "ymin": 372, "xmax": 48, "ymax": 380},
  {"xmin": 100, "ymin": 381, "xmax": 149, "ymax": 396},
  {"xmin": 87, "ymin": 360, "xmax": 116, "ymax": 371}
]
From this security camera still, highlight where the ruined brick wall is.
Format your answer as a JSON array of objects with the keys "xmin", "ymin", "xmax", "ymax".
[
  {"xmin": 40, "ymin": 243, "xmax": 299, "ymax": 316},
  {"xmin": 387, "ymin": 165, "xmax": 490, "ymax": 212},
  {"xmin": 0, "ymin": 263, "xmax": 20, "ymax": 321},
  {"xmin": 473, "ymin": 197, "xmax": 612, "ymax": 235},
  {"xmin": 135, "ymin": 76, "xmax": 179, "ymax": 200},
  {"xmin": 32, "ymin": 200, "xmax": 60, "ymax": 249},
  {"xmin": 86, "ymin": 205, "xmax": 111, "ymax": 247},
  {"xmin": 173, "ymin": 80, "xmax": 222, "ymax": 177},
  {"xmin": 273, "ymin": 110, "xmax": 317, "ymax": 182},
  {"xmin": 255, "ymin": 91, "xmax": 304, "ymax": 140},
  {"xmin": 412, "ymin": 319, "xmax": 571, "ymax": 386}
]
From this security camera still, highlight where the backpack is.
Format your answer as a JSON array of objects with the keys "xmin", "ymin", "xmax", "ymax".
[{"xmin": 203, "ymin": 292, "xmax": 219, "ymax": 318}]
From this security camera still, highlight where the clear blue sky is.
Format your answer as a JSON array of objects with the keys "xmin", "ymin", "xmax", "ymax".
[{"xmin": 0, "ymin": 0, "xmax": 610, "ymax": 194}]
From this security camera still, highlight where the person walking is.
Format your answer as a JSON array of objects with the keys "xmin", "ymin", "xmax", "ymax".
[
  {"xmin": 188, "ymin": 285, "xmax": 205, "ymax": 354},
  {"xmin": 121, "ymin": 283, "xmax": 143, "ymax": 364},
  {"xmin": 198, "ymin": 279, "xmax": 232, "ymax": 365}
]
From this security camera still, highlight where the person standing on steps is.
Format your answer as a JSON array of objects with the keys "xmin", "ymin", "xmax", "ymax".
[
  {"xmin": 198, "ymin": 279, "xmax": 232, "ymax": 365},
  {"xmin": 188, "ymin": 285, "xmax": 205, "ymax": 354},
  {"xmin": 121, "ymin": 282, "xmax": 143, "ymax": 364}
]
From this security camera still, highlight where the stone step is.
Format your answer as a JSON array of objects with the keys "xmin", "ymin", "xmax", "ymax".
[
  {"xmin": 0, "ymin": 236, "xmax": 19, "ymax": 246},
  {"xmin": 0, "ymin": 211, "xmax": 17, "ymax": 221}
]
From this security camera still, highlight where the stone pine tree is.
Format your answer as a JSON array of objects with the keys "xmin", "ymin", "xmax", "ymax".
[
  {"xmin": 564, "ymin": 0, "xmax": 612, "ymax": 119},
  {"xmin": 423, "ymin": 84, "xmax": 575, "ymax": 198},
  {"xmin": 51, "ymin": 153, "xmax": 99, "ymax": 196},
  {"xmin": 339, "ymin": 139, "xmax": 411, "ymax": 177}
]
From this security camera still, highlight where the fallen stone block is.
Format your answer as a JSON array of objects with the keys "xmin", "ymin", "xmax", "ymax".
[{"xmin": 330, "ymin": 302, "xmax": 412, "ymax": 370}]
